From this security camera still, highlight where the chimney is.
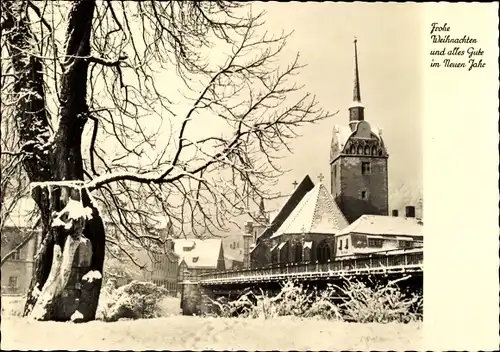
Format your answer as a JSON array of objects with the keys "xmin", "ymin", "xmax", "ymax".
[
  {"xmin": 392, "ymin": 209, "xmax": 399, "ymax": 217},
  {"xmin": 405, "ymin": 206, "xmax": 415, "ymax": 218},
  {"xmin": 244, "ymin": 221, "xmax": 254, "ymax": 234},
  {"xmin": 242, "ymin": 233, "xmax": 253, "ymax": 269}
]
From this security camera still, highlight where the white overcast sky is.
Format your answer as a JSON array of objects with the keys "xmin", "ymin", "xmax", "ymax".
[
  {"xmin": 10, "ymin": 2, "xmax": 424, "ymax": 225},
  {"xmin": 88, "ymin": 2, "xmax": 423, "ymax": 219},
  {"xmin": 248, "ymin": 2, "xmax": 423, "ymax": 197}
]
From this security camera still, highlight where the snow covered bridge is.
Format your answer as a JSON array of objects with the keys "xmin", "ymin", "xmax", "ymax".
[
  {"xmin": 180, "ymin": 248, "xmax": 423, "ymax": 316},
  {"xmin": 199, "ymin": 248, "xmax": 423, "ymax": 286}
]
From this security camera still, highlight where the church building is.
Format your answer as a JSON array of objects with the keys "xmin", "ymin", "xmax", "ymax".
[
  {"xmin": 330, "ymin": 38, "xmax": 389, "ymax": 224},
  {"xmin": 248, "ymin": 39, "xmax": 421, "ymax": 269}
]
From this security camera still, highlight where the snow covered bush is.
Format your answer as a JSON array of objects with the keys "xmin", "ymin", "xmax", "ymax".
[
  {"xmin": 209, "ymin": 277, "xmax": 422, "ymax": 323},
  {"xmin": 304, "ymin": 287, "xmax": 343, "ymax": 320},
  {"xmin": 207, "ymin": 281, "xmax": 319, "ymax": 319},
  {"xmin": 96, "ymin": 280, "xmax": 168, "ymax": 322},
  {"xmin": 338, "ymin": 278, "xmax": 422, "ymax": 323},
  {"xmin": 207, "ymin": 294, "xmax": 254, "ymax": 318}
]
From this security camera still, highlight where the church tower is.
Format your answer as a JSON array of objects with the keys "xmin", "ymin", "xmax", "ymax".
[{"xmin": 329, "ymin": 39, "xmax": 389, "ymax": 224}]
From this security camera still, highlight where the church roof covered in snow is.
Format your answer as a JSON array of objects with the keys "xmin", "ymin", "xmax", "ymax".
[
  {"xmin": 256, "ymin": 175, "xmax": 315, "ymax": 244},
  {"xmin": 270, "ymin": 182, "xmax": 349, "ymax": 239},
  {"xmin": 173, "ymin": 238, "xmax": 223, "ymax": 269},
  {"xmin": 337, "ymin": 214, "xmax": 423, "ymax": 237}
]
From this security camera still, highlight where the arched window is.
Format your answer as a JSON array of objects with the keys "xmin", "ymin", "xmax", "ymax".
[
  {"xmin": 350, "ymin": 145, "xmax": 356, "ymax": 154},
  {"xmin": 364, "ymin": 146, "xmax": 370, "ymax": 155},
  {"xmin": 294, "ymin": 243, "xmax": 302, "ymax": 263},
  {"xmin": 378, "ymin": 150, "xmax": 383, "ymax": 156},
  {"xmin": 372, "ymin": 146, "xmax": 377, "ymax": 156},
  {"xmin": 316, "ymin": 240, "xmax": 331, "ymax": 264},
  {"xmin": 357, "ymin": 145, "xmax": 363, "ymax": 155}
]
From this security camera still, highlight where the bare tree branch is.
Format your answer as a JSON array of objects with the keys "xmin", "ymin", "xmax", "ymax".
[{"xmin": 0, "ymin": 216, "xmax": 41, "ymax": 267}]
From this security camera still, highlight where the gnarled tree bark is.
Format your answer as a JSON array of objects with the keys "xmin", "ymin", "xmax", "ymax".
[{"xmin": 3, "ymin": 0, "xmax": 105, "ymax": 321}]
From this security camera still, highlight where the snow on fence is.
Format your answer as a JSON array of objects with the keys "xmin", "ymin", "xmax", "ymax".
[{"xmin": 199, "ymin": 249, "xmax": 423, "ymax": 285}]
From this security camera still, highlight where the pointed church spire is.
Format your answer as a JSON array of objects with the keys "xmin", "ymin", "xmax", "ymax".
[
  {"xmin": 349, "ymin": 37, "xmax": 365, "ymax": 125},
  {"xmin": 258, "ymin": 197, "xmax": 267, "ymax": 222},
  {"xmin": 353, "ymin": 38, "xmax": 361, "ymax": 103}
]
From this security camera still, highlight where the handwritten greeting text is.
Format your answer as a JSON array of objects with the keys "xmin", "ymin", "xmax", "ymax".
[{"xmin": 429, "ymin": 23, "xmax": 485, "ymax": 71}]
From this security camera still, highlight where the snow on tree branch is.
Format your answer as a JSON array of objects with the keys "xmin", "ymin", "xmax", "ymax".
[{"xmin": 2, "ymin": 0, "xmax": 336, "ymax": 322}]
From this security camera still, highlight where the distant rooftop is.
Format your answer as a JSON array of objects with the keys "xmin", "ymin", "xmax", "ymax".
[
  {"xmin": 337, "ymin": 214, "xmax": 423, "ymax": 237},
  {"xmin": 173, "ymin": 238, "xmax": 223, "ymax": 269}
]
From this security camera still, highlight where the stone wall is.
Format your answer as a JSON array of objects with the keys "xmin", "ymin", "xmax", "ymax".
[
  {"xmin": 337, "ymin": 156, "xmax": 388, "ymax": 223},
  {"xmin": 250, "ymin": 241, "xmax": 270, "ymax": 268},
  {"xmin": 250, "ymin": 234, "xmax": 337, "ymax": 268},
  {"xmin": 180, "ymin": 282, "xmax": 202, "ymax": 316},
  {"xmin": 180, "ymin": 281, "xmax": 217, "ymax": 316}
]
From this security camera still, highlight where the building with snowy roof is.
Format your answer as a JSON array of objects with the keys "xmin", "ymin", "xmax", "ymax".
[
  {"xmin": 174, "ymin": 239, "xmax": 225, "ymax": 282},
  {"xmin": 250, "ymin": 175, "xmax": 350, "ymax": 267},
  {"xmin": 335, "ymin": 211, "xmax": 423, "ymax": 259},
  {"xmin": 248, "ymin": 39, "xmax": 422, "ymax": 268}
]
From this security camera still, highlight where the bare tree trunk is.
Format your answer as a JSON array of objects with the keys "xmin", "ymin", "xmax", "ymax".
[
  {"xmin": 4, "ymin": 0, "xmax": 104, "ymax": 321},
  {"xmin": 2, "ymin": 0, "xmax": 54, "ymax": 316}
]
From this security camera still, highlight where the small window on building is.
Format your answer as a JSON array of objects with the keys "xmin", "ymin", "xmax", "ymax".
[
  {"xmin": 378, "ymin": 150, "xmax": 383, "ymax": 156},
  {"xmin": 11, "ymin": 249, "xmax": 21, "ymax": 261},
  {"xmin": 192, "ymin": 256, "xmax": 199, "ymax": 263},
  {"xmin": 361, "ymin": 162, "xmax": 371, "ymax": 175},
  {"xmin": 345, "ymin": 238, "xmax": 349, "ymax": 249},
  {"xmin": 361, "ymin": 191, "xmax": 367, "ymax": 200},
  {"xmin": 372, "ymin": 146, "xmax": 377, "ymax": 156},
  {"xmin": 368, "ymin": 239, "xmax": 383, "ymax": 248},
  {"xmin": 357, "ymin": 145, "xmax": 363, "ymax": 154},
  {"xmin": 8, "ymin": 276, "xmax": 18, "ymax": 288},
  {"xmin": 399, "ymin": 240, "xmax": 412, "ymax": 249},
  {"xmin": 364, "ymin": 146, "xmax": 370, "ymax": 155},
  {"xmin": 338, "ymin": 239, "xmax": 343, "ymax": 250},
  {"xmin": 350, "ymin": 145, "xmax": 356, "ymax": 154}
]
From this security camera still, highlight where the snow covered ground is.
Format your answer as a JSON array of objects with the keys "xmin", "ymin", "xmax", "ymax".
[
  {"xmin": 2, "ymin": 316, "xmax": 422, "ymax": 350},
  {"xmin": 1, "ymin": 296, "xmax": 422, "ymax": 350}
]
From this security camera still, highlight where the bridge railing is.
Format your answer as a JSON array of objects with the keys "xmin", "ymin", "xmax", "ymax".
[{"xmin": 200, "ymin": 249, "xmax": 423, "ymax": 281}]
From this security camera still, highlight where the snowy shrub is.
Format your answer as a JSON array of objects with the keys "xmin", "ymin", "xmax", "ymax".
[
  {"xmin": 337, "ymin": 278, "xmax": 422, "ymax": 323},
  {"xmin": 212, "ymin": 293, "xmax": 257, "ymax": 318},
  {"xmin": 157, "ymin": 296, "xmax": 182, "ymax": 316},
  {"xmin": 210, "ymin": 277, "xmax": 422, "ymax": 323},
  {"xmin": 95, "ymin": 278, "xmax": 118, "ymax": 320},
  {"xmin": 304, "ymin": 287, "xmax": 344, "ymax": 320},
  {"xmin": 207, "ymin": 281, "xmax": 319, "ymax": 320},
  {"xmin": 97, "ymin": 280, "xmax": 168, "ymax": 322}
]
